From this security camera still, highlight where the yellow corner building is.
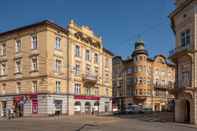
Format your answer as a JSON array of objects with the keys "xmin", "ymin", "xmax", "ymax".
[{"xmin": 0, "ymin": 20, "xmax": 113, "ymax": 117}]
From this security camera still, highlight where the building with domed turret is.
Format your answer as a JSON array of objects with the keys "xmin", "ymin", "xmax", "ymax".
[{"xmin": 112, "ymin": 40, "xmax": 175, "ymax": 112}]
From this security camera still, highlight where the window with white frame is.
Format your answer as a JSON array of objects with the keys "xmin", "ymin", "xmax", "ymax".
[
  {"xmin": 94, "ymin": 53, "xmax": 99, "ymax": 64},
  {"xmin": 75, "ymin": 45, "xmax": 80, "ymax": 57},
  {"xmin": 55, "ymin": 59, "xmax": 62, "ymax": 73},
  {"xmin": 0, "ymin": 44, "xmax": 6, "ymax": 56},
  {"xmin": 31, "ymin": 56, "xmax": 38, "ymax": 71},
  {"xmin": 15, "ymin": 59, "xmax": 21, "ymax": 73},
  {"xmin": 16, "ymin": 40, "xmax": 21, "ymax": 53},
  {"xmin": 56, "ymin": 81, "xmax": 61, "ymax": 94},
  {"xmin": 31, "ymin": 34, "xmax": 37, "ymax": 49},
  {"xmin": 55, "ymin": 37, "xmax": 61, "ymax": 49},
  {"xmin": 75, "ymin": 64, "xmax": 80, "ymax": 76},
  {"xmin": 85, "ymin": 49, "xmax": 91, "ymax": 61},
  {"xmin": 74, "ymin": 83, "xmax": 81, "ymax": 95},
  {"xmin": 0, "ymin": 62, "xmax": 6, "ymax": 76},
  {"xmin": 32, "ymin": 81, "xmax": 38, "ymax": 93},
  {"xmin": 16, "ymin": 82, "xmax": 21, "ymax": 94}
]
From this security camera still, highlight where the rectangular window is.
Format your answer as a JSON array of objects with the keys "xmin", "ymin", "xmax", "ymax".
[
  {"xmin": 55, "ymin": 37, "xmax": 61, "ymax": 49},
  {"xmin": 16, "ymin": 40, "xmax": 21, "ymax": 53},
  {"xmin": 181, "ymin": 29, "xmax": 190, "ymax": 47},
  {"xmin": 31, "ymin": 35, "xmax": 37, "ymax": 49},
  {"xmin": 94, "ymin": 53, "xmax": 99, "ymax": 64},
  {"xmin": 75, "ymin": 64, "xmax": 80, "ymax": 76},
  {"xmin": 15, "ymin": 60, "xmax": 21, "ymax": 73},
  {"xmin": 74, "ymin": 84, "xmax": 81, "ymax": 95},
  {"xmin": 31, "ymin": 57, "xmax": 38, "ymax": 71},
  {"xmin": 32, "ymin": 81, "xmax": 38, "ymax": 93},
  {"xmin": 55, "ymin": 59, "xmax": 62, "ymax": 73},
  {"xmin": 75, "ymin": 45, "xmax": 80, "ymax": 57},
  {"xmin": 0, "ymin": 44, "xmax": 6, "ymax": 56},
  {"xmin": 85, "ymin": 88, "xmax": 91, "ymax": 95},
  {"xmin": 85, "ymin": 50, "xmax": 91, "ymax": 61},
  {"xmin": 56, "ymin": 81, "xmax": 61, "ymax": 94},
  {"xmin": 127, "ymin": 67, "xmax": 132, "ymax": 74},
  {"xmin": 182, "ymin": 71, "xmax": 190, "ymax": 86},
  {"xmin": 0, "ymin": 63, "xmax": 6, "ymax": 76}
]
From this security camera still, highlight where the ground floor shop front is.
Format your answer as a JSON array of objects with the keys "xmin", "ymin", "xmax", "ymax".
[
  {"xmin": 0, "ymin": 94, "xmax": 112, "ymax": 117},
  {"xmin": 74, "ymin": 95, "xmax": 112, "ymax": 114}
]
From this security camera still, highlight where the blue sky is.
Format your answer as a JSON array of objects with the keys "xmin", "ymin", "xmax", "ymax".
[{"xmin": 0, "ymin": 0, "xmax": 175, "ymax": 58}]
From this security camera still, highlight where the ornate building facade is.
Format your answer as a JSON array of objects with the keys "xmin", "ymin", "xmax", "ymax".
[
  {"xmin": 113, "ymin": 40, "xmax": 175, "ymax": 111},
  {"xmin": 169, "ymin": 0, "xmax": 197, "ymax": 124},
  {"xmin": 0, "ymin": 20, "xmax": 113, "ymax": 117}
]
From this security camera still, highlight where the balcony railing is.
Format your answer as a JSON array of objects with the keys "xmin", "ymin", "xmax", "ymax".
[
  {"xmin": 83, "ymin": 73, "xmax": 98, "ymax": 84},
  {"xmin": 154, "ymin": 84, "xmax": 167, "ymax": 90},
  {"xmin": 169, "ymin": 44, "xmax": 192, "ymax": 58}
]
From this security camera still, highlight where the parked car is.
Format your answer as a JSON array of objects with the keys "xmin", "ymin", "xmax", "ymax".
[
  {"xmin": 142, "ymin": 108, "xmax": 152, "ymax": 113},
  {"xmin": 125, "ymin": 105, "xmax": 144, "ymax": 114}
]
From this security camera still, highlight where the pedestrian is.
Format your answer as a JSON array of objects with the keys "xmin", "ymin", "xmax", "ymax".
[
  {"xmin": 10, "ymin": 107, "xmax": 14, "ymax": 119},
  {"xmin": 7, "ymin": 108, "xmax": 11, "ymax": 120},
  {"xmin": 92, "ymin": 107, "xmax": 94, "ymax": 115}
]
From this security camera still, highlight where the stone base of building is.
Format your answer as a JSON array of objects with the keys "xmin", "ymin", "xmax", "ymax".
[
  {"xmin": 175, "ymin": 90, "xmax": 197, "ymax": 124},
  {"xmin": 0, "ymin": 94, "xmax": 112, "ymax": 117}
]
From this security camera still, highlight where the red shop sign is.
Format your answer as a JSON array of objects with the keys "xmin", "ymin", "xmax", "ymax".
[{"xmin": 74, "ymin": 95, "xmax": 100, "ymax": 100}]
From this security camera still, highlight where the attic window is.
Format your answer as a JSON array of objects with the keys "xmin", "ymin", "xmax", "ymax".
[{"xmin": 159, "ymin": 59, "xmax": 165, "ymax": 64}]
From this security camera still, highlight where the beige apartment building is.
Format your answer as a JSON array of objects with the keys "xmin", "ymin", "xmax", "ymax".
[
  {"xmin": 169, "ymin": 0, "xmax": 197, "ymax": 124},
  {"xmin": 0, "ymin": 20, "xmax": 113, "ymax": 117},
  {"xmin": 113, "ymin": 40, "xmax": 175, "ymax": 112}
]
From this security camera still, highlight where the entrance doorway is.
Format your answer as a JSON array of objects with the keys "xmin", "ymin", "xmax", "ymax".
[
  {"xmin": 85, "ymin": 102, "xmax": 91, "ymax": 114},
  {"xmin": 1, "ymin": 101, "xmax": 7, "ymax": 117},
  {"xmin": 184, "ymin": 100, "xmax": 190, "ymax": 123},
  {"xmin": 74, "ymin": 101, "xmax": 81, "ymax": 114}
]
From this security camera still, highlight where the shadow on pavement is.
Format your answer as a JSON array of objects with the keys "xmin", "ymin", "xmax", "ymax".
[
  {"xmin": 75, "ymin": 123, "xmax": 98, "ymax": 131},
  {"xmin": 112, "ymin": 112, "xmax": 174, "ymax": 123}
]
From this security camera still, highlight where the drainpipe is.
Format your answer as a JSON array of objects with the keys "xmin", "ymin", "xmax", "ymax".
[{"xmin": 67, "ymin": 34, "xmax": 70, "ymax": 115}]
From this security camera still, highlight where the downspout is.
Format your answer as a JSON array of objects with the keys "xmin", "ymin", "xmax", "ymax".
[{"xmin": 67, "ymin": 33, "xmax": 70, "ymax": 115}]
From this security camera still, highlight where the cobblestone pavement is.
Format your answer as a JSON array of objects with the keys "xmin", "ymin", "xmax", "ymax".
[{"xmin": 0, "ymin": 113, "xmax": 197, "ymax": 131}]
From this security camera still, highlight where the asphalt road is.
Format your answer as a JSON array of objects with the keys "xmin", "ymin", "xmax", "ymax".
[{"xmin": 0, "ymin": 113, "xmax": 196, "ymax": 131}]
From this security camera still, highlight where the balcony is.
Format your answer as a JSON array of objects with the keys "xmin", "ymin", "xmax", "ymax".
[
  {"xmin": 154, "ymin": 84, "xmax": 167, "ymax": 90},
  {"xmin": 168, "ymin": 82, "xmax": 195, "ymax": 96},
  {"xmin": 82, "ymin": 73, "xmax": 98, "ymax": 85},
  {"xmin": 133, "ymin": 95, "xmax": 147, "ymax": 103},
  {"xmin": 169, "ymin": 44, "xmax": 192, "ymax": 61}
]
